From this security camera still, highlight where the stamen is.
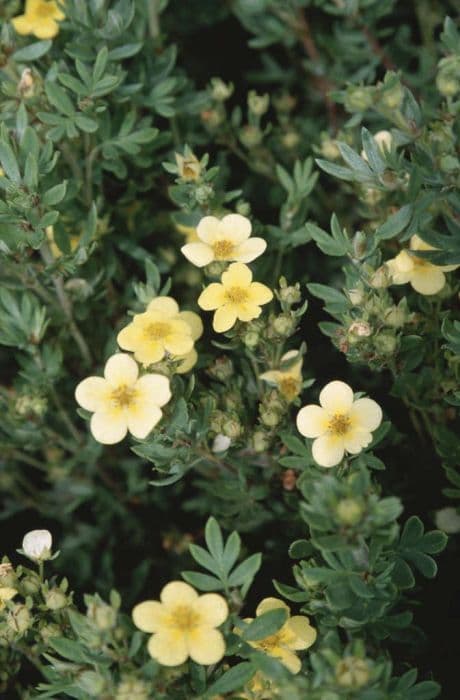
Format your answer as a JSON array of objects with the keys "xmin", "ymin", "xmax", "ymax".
[
  {"xmin": 111, "ymin": 385, "xmax": 137, "ymax": 408},
  {"xmin": 145, "ymin": 322, "xmax": 171, "ymax": 340},
  {"xmin": 225, "ymin": 286, "xmax": 248, "ymax": 304},
  {"xmin": 213, "ymin": 240, "xmax": 234, "ymax": 259},
  {"xmin": 328, "ymin": 413, "xmax": 351, "ymax": 436}
]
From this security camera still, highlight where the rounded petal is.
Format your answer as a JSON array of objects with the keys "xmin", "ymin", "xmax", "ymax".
[
  {"xmin": 147, "ymin": 630, "xmax": 188, "ymax": 666},
  {"xmin": 178, "ymin": 311, "xmax": 203, "ymax": 340},
  {"xmin": 188, "ymin": 627, "xmax": 226, "ymax": 665},
  {"xmin": 410, "ymin": 265, "xmax": 445, "ymax": 295},
  {"xmin": 164, "ymin": 333, "xmax": 194, "ymax": 357},
  {"xmin": 287, "ymin": 616, "xmax": 317, "ymax": 650},
  {"xmin": 127, "ymin": 404, "xmax": 162, "ymax": 439},
  {"xmin": 193, "ymin": 594, "xmax": 228, "ymax": 627},
  {"xmin": 90, "ymin": 411, "xmax": 127, "ymax": 445},
  {"xmin": 343, "ymin": 429, "xmax": 372, "ymax": 454},
  {"xmin": 33, "ymin": 20, "xmax": 60, "ymax": 39},
  {"xmin": 276, "ymin": 647, "xmax": 301, "ymax": 674},
  {"xmin": 181, "ymin": 242, "xmax": 214, "ymax": 267},
  {"xmin": 222, "ymin": 262, "xmax": 252, "ymax": 288},
  {"xmin": 213, "ymin": 305, "xmax": 237, "ymax": 333},
  {"xmin": 234, "ymin": 237, "xmax": 267, "ymax": 263},
  {"xmin": 319, "ymin": 380, "xmax": 354, "ymax": 414},
  {"xmin": 0, "ymin": 587, "xmax": 17, "ymax": 602},
  {"xmin": 11, "ymin": 15, "xmax": 34, "ymax": 35},
  {"xmin": 22, "ymin": 530, "xmax": 52, "ymax": 559},
  {"xmin": 136, "ymin": 374, "xmax": 171, "ymax": 407},
  {"xmin": 198, "ymin": 283, "xmax": 226, "ymax": 311},
  {"xmin": 247, "ymin": 282, "xmax": 273, "ymax": 305},
  {"xmin": 236, "ymin": 303, "xmax": 262, "ymax": 322},
  {"xmin": 312, "ymin": 434, "xmax": 345, "ymax": 468},
  {"xmin": 220, "ymin": 213, "xmax": 252, "ymax": 243},
  {"xmin": 104, "ymin": 353, "xmax": 138, "ymax": 386},
  {"xmin": 349, "ymin": 397, "xmax": 382, "ymax": 432},
  {"xmin": 160, "ymin": 581, "xmax": 198, "ymax": 608},
  {"xmin": 146, "ymin": 296, "xmax": 179, "ymax": 317},
  {"xmin": 260, "ymin": 369, "xmax": 282, "ymax": 385},
  {"xmin": 296, "ymin": 405, "xmax": 329, "ymax": 438},
  {"xmin": 256, "ymin": 597, "xmax": 289, "ymax": 616},
  {"xmin": 75, "ymin": 377, "xmax": 109, "ymax": 412},
  {"xmin": 410, "ymin": 234, "xmax": 434, "ymax": 252},
  {"xmin": 175, "ymin": 349, "xmax": 197, "ymax": 374},
  {"xmin": 132, "ymin": 601, "xmax": 166, "ymax": 633},
  {"xmin": 197, "ymin": 216, "xmax": 221, "ymax": 244},
  {"xmin": 117, "ymin": 322, "xmax": 145, "ymax": 352}
]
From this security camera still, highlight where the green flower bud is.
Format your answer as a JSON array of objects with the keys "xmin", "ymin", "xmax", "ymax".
[
  {"xmin": 6, "ymin": 604, "xmax": 32, "ymax": 634},
  {"xmin": 210, "ymin": 77, "xmax": 234, "ymax": 101},
  {"xmin": 320, "ymin": 135, "xmax": 340, "ymax": 160},
  {"xmin": 115, "ymin": 677, "xmax": 150, "ymax": 700},
  {"xmin": 352, "ymin": 231, "xmax": 367, "ymax": 259},
  {"xmin": 44, "ymin": 588, "xmax": 67, "ymax": 611},
  {"xmin": 383, "ymin": 304, "xmax": 407, "ymax": 328},
  {"xmin": 242, "ymin": 330, "xmax": 260, "ymax": 349},
  {"xmin": 195, "ymin": 184, "xmax": 214, "ymax": 205},
  {"xmin": 0, "ymin": 563, "xmax": 16, "ymax": 588},
  {"xmin": 77, "ymin": 670, "xmax": 106, "ymax": 696},
  {"xmin": 379, "ymin": 83, "xmax": 404, "ymax": 109},
  {"xmin": 87, "ymin": 600, "xmax": 117, "ymax": 631},
  {"xmin": 436, "ymin": 72, "xmax": 459, "ymax": 97},
  {"xmin": 336, "ymin": 498, "xmax": 364, "ymax": 526},
  {"xmin": 252, "ymin": 430, "xmax": 270, "ymax": 453},
  {"xmin": 40, "ymin": 623, "xmax": 61, "ymax": 644},
  {"xmin": 222, "ymin": 414, "xmax": 242, "ymax": 439},
  {"xmin": 440, "ymin": 155, "xmax": 459, "ymax": 173},
  {"xmin": 348, "ymin": 288, "xmax": 365, "ymax": 306},
  {"xmin": 271, "ymin": 314, "xmax": 296, "ymax": 337},
  {"xmin": 21, "ymin": 574, "xmax": 41, "ymax": 595},
  {"xmin": 374, "ymin": 331, "xmax": 397, "ymax": 355},
  {"xmin": 239, "ymin": 125, "xmax": 263, "ymax": 148},
  {"xmin": 369, "ymin": 265, "xmax": 391, "ymax": 289},
  {"xmin": 15, "ymin": 395, "xmax": 47, "ymax": 417},
  {"xmin": 435, "ymin": 507, "xmax": 460, "ymax": 534},
  {"xmin": 208, "ymin": 356, "xmax": 234, "ymax": 382},
  {"xmin": 248, "ymin": 90, "xmax": 269, "ymax": 116},
  {"xmin": 278, "ymin": 283, "xmax": 301, "ymax": 305},
  {"xmin": 281, "ymin": 131, "xmax": 300, "ymax": 149},
  {"xmin": 335, "ymin": 657, "xmax": 370, "ymax": 688},
  {"xmin": 344, "ymin": 87, "xmax": 374, "ymax": 112},
  {"xmin": 209, "ymin": 410, "xmax": 225, "ymax": 433},
  {"xmin": 260, "ymin": 407, "xmax": 281, "ymax": 427}
]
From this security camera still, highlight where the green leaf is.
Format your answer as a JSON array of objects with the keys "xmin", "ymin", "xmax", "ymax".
[
  {"xmin": 189, "ymin": 544, "xmax": 219, "ymax": 576},
  {"xmin": 306, "ymin": 222, "xmax": 348, "ymax": 256},
  {"xmin": 0, "ymin": 141, "xmax": 21, "ymax": 183},
  {"xmin": 420, "ymin": 531, "xmax": 448, "ymax": 554},
  {"xmin": 242, "ymin": 608, "xmax": 288, "ymax": 641},
  {"xmin": 181, "ymin": 571, "xmax": 223, "ymax": 591},
  {"xmin": 288, "ymin": 540, "xmax": 313, "ymax": 559},
  {"xmin": 205, "ymin": 663, "xmax": 255, "ymax": 696},
  {"xmin": 42, "ymin": 182, "xmax": 67, "ymax": 206},
  {"xmin": 45, "ymin": 82, "xmax": 75, "ymax": 117},
  {"xmin": 228, "ymin": 553, "xmax": 262, "ymax": 590},
  {"xmin": 48, "ymin": 638, "xmax": 91, "ymax": 663},
  {"xmin": 204, "ymin": 517, "xmax": 224, "ymax": 562},
  {"xmin": 375, "ymin": 204, "xmax": 412, "ymax": 241},
  {"xmin": 222, "ymin": 531, "xmax": 241, "ymax": 573},
  {"xmin": 12, "ymin": 40, "xmax": 52, "ymax": 62}
]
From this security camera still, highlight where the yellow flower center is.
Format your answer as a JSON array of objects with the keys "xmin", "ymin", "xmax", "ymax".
[
  {"xmin": 213, "ymin": 240, "xmax": 235, "ymax": 259},
  {"xmin": 279, "ymin": 377, "xmax": 300, "ymax": 401},
  {"xmin": 411, "ymin": 254, "xmax": 431, "ymax": 270},
  {"xmin": 256, "ymin": 627, "xmax": 289, "ymax": 653},
  {"xmin": 111, "ymin": 385, "xmax": 137, "ymax": 408},
  {"xmin": 328, "ymin": 413, "xmax": 351, "ymax": 436},
  {"xmin": 36, "ymin": 1, "xmax": 56, "ymax": 18},
  {"xmin": 225, "ymin": 286, "xmax": 249, "ymax": 304},
  {"xmin": 169, "ymin": 604, "xmax": 200, "ymax": 632},
  {"xmin": 145, "ymin": 321, "xmax": 171, "ymax": 340}
]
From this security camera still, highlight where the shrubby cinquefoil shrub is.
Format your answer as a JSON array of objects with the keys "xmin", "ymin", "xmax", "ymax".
[{"xmin": 0, "ymin": 0, "xmax": 459, "ymax": 698}]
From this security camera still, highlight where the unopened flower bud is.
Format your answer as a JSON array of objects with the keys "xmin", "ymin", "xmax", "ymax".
[
  {"xmin": 87, "ymin": 600, "xmax": 117, "ymax": 631},
  {"xmin": 0, "ymin": 563, "xmax": 16, "ymax": 588},
  {"xmin": 345, "ymin": 87, "xmax": 374, "ymax": 112},
  {"xmin": 252, "ymin": 430, "xmax": 269, "ymax": 453},
  {"xmin": 7, "ymin": 604, "xmax": 32, "ymax": 634},
  {"xmin": 15, "ymin": 395, "xmax": 47, "ymax": 417},
  {"xmin": 208, "ymin": 356, "xmax": 234, "ymax": 381},
  {"xmin": 352, "ymin": 231, "xmax": 367, "ymax": 259},
  {"xmin": 210, "ymin": 77, "xmax": 234, "ymax": 102},
  {"xmin": 201, "ymin": 108, "xmax": 224, "ymax": 128},
  {"xmin": 212, "ymin": 434, "xmax": 231, "ymax": 453},
  {"xmin": 435, "ymin": 507, "xmax": 460, "ymax": 534},
  {"xmin": 175, "ymin": 152, "xmax": 201, "ymax": 181},
  {"xmin": 320, "ymin": 135, "xmax": 340, "ymax": 160},
  {"xmin": 335, "ymin": 657, "xmax": 370, "ymax": 688},
  {"xmin": 384, "ymin": 305, "xmax": 406, "ymax": 328},
  {"xmin": 45, "ymin": 588, "xmax": 67, "ymax": 610},
  {"xmin": 279, "ymin": 284, "xmax": 301, "ymax": 305},
  {"xmin": 242, "ymin": 330, "xmax": 260, "ymax": 349},
  {"xmin": 281, "ymin": 131, "xmax": 300, "ymax": 149},
  {"xmin": 348, "ymin": 288, "xmax": 365, "ymax": 306},
  {"xmin": 273, "ymin": 93, "xmax": 296, "ymax": 112},
  {"xmin": 336, "ymin": 498, "xmax": 364, "ymax": 525},
  {"xmin": 18, "ymin": 68, "xmax": 35, "ymax": 98},
  {"xmin": 195, "ymin": 184, "xmax": 214, "ymax": 205},
  {"xmin": 77, "ymin": 671, "xmax": 106, "ymax": 696},
  {"xmin": 271, "ymin": 314, "xmax": 296, "ymax": 337},
  {"xmin": 222, "ymin": 416, "xmax": 242, "ymax": 439},
  {"xmin": 64, "ymin": 278, "xmax": 92, "ymax": 300},
  {"xmin": 260, "ymin": 408, "xmax": 281, "ymax": 427},
  {"xmin": 248, "ymin": 90, "xmax": 269, "ymax": 116},
  {"xmin": 239, "ymin": 125, "xmax": 263, "ymax": 148},
  {"xmin": 21, "ymin": 574, "xmax": 41, "ymax": 595},
  {"xmin": 115, "ymin": 677, "xmax": 150, "ymax": 700},
  {"xmin": 348, "ymin": 321, "xmax": 372, "ymax": 338},
  {"xmin": 379, "ymin": 83, "xmax": 404, "ymax": 109},
  {"xmin": 374, "ymin": 331, "xmax": 397, "ymax": 355},
  {"xmin": 22, "ymin": 530, "xmax": 52, "ymax": 562},
  {"xmin": 209, "ymin": 410, "xmax": 225, "ymax": 433},
  {"xmin": 40, "ymin": 622, "xmax": 61, "ymax": 644},
  {"xmin": 369, "ymin": 265, "xmax": 391, "ymax": 288}
]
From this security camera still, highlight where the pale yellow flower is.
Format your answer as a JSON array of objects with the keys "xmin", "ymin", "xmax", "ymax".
[
  {"xmin": 260, "ymin": 350, "xmax": 302, "ymax": 402},
  {"xmin": 46, "ymin": 226, "xmax": 79, "ymax": 258},
  {"xmin": 240, "ymin": 671, "xmax": 278, "ymax": 699},
  {"xmin": 182, "ymin": 214, "xmax": 267, "ymax": 268},
  {"xmin": 0, "ymin": 587, "xmax": 17, "ymax": 611},
  {"xmin": 117, "ymin": 297, "xmax": 202, "ymax": 369},
  {"xmin": 75, "ymin": 353, "xmax": 171, "ymax": 445},
  {"xmin": 12, "ymin": 0, "xmax": 65, "ymax": 39},
  {"xmin": 242, "ymin": 598, "xmax": 316, "ymax": 674},
  {"xmin": 132, "ymin": 581, "xmax": 228, "ymax": 667},
  {"xmin": 175, "ymin": 152, "xmax": 201, "ymax": 181},
  {"xmin": 296, "ymin": 380, "xmax": 382, "ymax": 468},
  {"xmin": 198, "ymin": 262, "xmax": 273, "ymax": 333},
  {"xmin": 386, "ymin": 234, "xmax": 458, "ymax": 295}
]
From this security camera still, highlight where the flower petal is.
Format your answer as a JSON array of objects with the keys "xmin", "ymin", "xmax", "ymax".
[
  {"xmin": 127, "ymin": 404, "xmax": 162, "ymax": 439},
  {"xmin": 197, "ymin": 216, "xmax": 221, "ymax": 244},
  {"xmin": 90, "ymin": 410, "xmax": 128, "ymax": 445},
  {"xmin": 178, "ymin": 311, "xmax": 203, "ymax": 340},
  {"xmin": 287, "ymin": 616, "xmax": 317, "ymax": 650},
  {"xmin": 343, "ymin": 429, "xmax": 372, "ymax": 454},
  {"xmin": 175, "ymin": 349, "xmax": 198, "ymax": 374},
  {"xmin": 198, "ymin": 283, "xmax": 226, "ymax": 310},
  {"xmin": 220, "ymin": 213, "xmax": 252, "ymax": 244},
  {"xmin": 146, "ymin": 296, "xmax": 179, "ymax": 317},
  {"xmin": 234, "ymin": 237, "xmax": 267, "ymax": 263},
  {"xmin": 296, "ymin": 405, "xmax": 329, "ymax": 438},
  {"xmin": 222, "ymin": 262, "xmax": 252, "ymax": 288},
  {"xmin": 275, "ymin": 647, "xmax": 301, "ymax": 674},
  {"xmin": 104, "ymin": 353, "xmax": 138, "ymax": 386},
  {"xmin": 349, "ymin": 398, "xmax": 382, "ymax": 432},
  {"xmin": 193, "ymin": 594, "xmax": 228, "ymax": 627},
  {"xmin": 160, "ymin": 581, "xmax": 198, "ymax": 608},
  {"xmin": 117, "ymin": 322, "xmax": 145, "ymax": 351},
  {"xmin": 33, "ymin": 20, "xmax": 59, "ymax": 39},
  {"xmin": 75, "ymin": 377, "xmax": 110, "ymax": 412},
  {"xmin": 213, "ymin": 305, "xmax": 237, "ymax": 333},
  {"xmin": 181, "ymin": 242, "xmax": 214, "ymax": 267},
  {"xmin": 410, "ymin": 265, "xmax": 445, "ymax": 295},
  {"xmin": 255, "ymin": 597, "xmax": 289, "ymax": 616},
  {"xmin": 147, "ymin": 630, "xmax": 188, "ymax": 666},
  {"xmin": 312, "ymin": 434, "xmax": 345, "ymax": 468},
  {"xmin": 187, "ymin": 627, "xmax": 226, "ymax": 665},
  {"xmin": 247, "ymin": 282, "xmax": 273, "ymax": 305},
  {"xmin": 12, "ymin": 15, "xmax": 34, "ymax": 35},
  {"xmin": 135, "ymin": 341, "xmax": 165, "ymax": 366},
  {"xmin": 136, "ymin": 374, "xmax": 171, "ymax": 407},
  {"xmin": 132, "ymin": 601, "xmax": 167, "ymax": 633},
  {"xmin": 236, "ymin": 303, "xmax": 262, "ymax": 322},
  {"xmin": 319, "ymin": 380, "xmax": 354, "ymax": 414}
]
